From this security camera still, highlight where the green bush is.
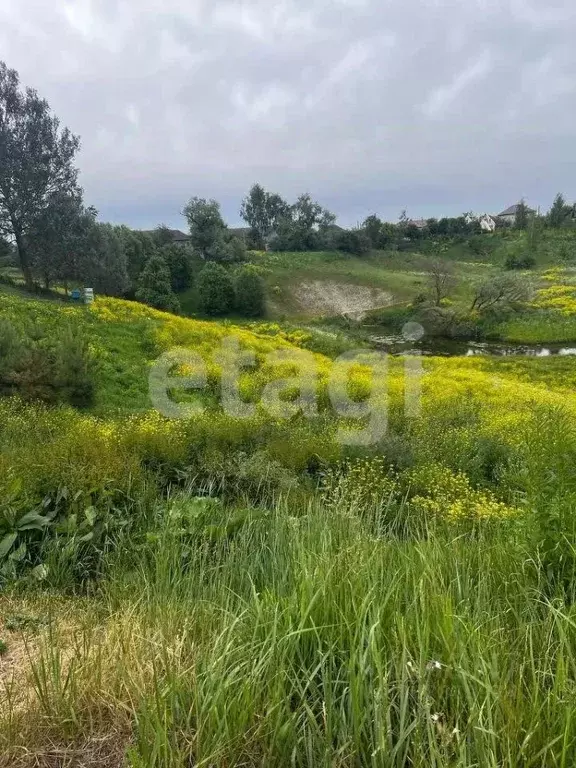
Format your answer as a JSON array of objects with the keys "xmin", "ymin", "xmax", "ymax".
[
  {"xmin": 0, "ymin": 320, "xmax": 95, "ymax": 407},
  {"xmin": 160, "ymin": 244, "xmax": 193, "ymax": 293},
  {"xmin": 136, "ymin": 256, "xmax": 181, "ymax": 313},
  {"xmin": 206, "ymin": 235, "xmax": 247, "ymax": 263},
  {"xmin": 336, "ymin": 229, "xmax": 372, "ymax": 256},
  {"xmin": 197, "ymin": 262, "xmax": 235, "ymax": 316},
  {"xmin": 234, "ymin": 266, "xmax": 266, "ymax": 317},
  {"xmin": 54, "ymin": 326, "xmax": 95, "ymax": 408},
  {"xmin": 505, "ymin": 252, "xmax": 536, "ymax": 270}
]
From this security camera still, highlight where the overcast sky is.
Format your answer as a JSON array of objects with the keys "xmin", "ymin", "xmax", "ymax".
[{"xmin": 1, "ymin": 0, "xmax": 575, "ymax": 229}]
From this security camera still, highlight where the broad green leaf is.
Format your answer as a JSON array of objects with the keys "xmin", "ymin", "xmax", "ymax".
[
  {"xmin": 17, "ymin": 511, "xmax": 50, "ymax": 531},
  {"xmin": 0, "ymin": 532, "xmax": 17, "ymax": 559}
]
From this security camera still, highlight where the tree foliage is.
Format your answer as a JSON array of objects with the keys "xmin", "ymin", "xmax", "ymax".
[
  {"xmin": 0, "ymin": 61, "xmax": 81, "ymax": 289},
  {"xmin": 28, "ymin": 191, "xmax": 95, "ymax": 290},
  {"xmin": 197, "ymin": 262, "xmax": 235, "ymax": 316},
  {"xmin": 160, "ymin": 243, "xmax": 193, "ymax": 293},
  {"xmin": 0, "ymin": 318, "xmax": 94, "ymax": 406},
  {"xmin": 136, "ymin": 256, "xmax": 180, "ymax": 313},
  {"xmin": 336, "ymin": 229, "xmax": 371, "ymax": 256},
  {"xmin": 515, "ymin": 199, "xmax": 529, "ymax": 231},
  {"xmin": 235, "ymin": 266, "xmax": 266, "ymax": 317},
  {"xmin": 240, "ymin": 184, "xmax": 289, "ymax": 249},
  {"xmin": 421, "ymin": 257, "xmax": 457, "ymax": 306},
  {"xmin": 270, "ymin": 193, "xmax": 336, "ymax": 251},
  {"xmin": 115, "ymin": 226, "xmax": 157, "ymax": 290},
  {"xmin": 85, "ymin": 223, "xmax": 130, "ymax": 296},
  {"xmin": 183, "ymin": 197, "xmax": 227, "ymax": 258},
  {"xmin": 548, "ymin": 193, "xmax": 571, "ymax": 229},
  {"xmin": 470, "ymin": 273, "xmax": 532, "ymax": 313}
]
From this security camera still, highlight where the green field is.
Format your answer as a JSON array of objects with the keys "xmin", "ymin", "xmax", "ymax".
[{"xmin": 1, "ymin": 281, "xmax": 576, "ymax": 764}]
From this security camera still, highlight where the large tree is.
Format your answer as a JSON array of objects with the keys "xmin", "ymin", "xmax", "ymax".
[
  {"xmin": 84, "ymin": 223, "xmax": 130, "ymax": 296},
  {"xmin": 182, "ymin": 197, "xmax": 227, "ymax": 257},
  {"xmin": 28, "ymin": 190, "xmax": 96, "ymax": 290},
  {"xmin": 115, "ymin": 226, "xmax": 157, "ymax": 290},
  {"xmin": 240, "ymin": 184, "xmax": 289, "ymax": 249},
  {"xmin": 0, "ymin": 61, "xmax": 80, "ymax": 289},
  {"xmin": 270, "ymin": 193, "xmax": 336, "ymax": 251}
]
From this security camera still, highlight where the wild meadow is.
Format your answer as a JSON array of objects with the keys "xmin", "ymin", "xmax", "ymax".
[{"xmin": 1, "ymin": 289, "xmax": 576, "ymax": 766}]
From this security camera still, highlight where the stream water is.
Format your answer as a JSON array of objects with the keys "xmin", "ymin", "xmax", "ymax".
[{"xmin": 368, "ymin": 334, "xmax": 576, "ymax": 358}]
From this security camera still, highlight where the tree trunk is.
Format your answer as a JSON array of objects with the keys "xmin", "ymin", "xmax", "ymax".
[{"xmin": 14, "ymin": 231, "xmax": 34, "ymax": 290}]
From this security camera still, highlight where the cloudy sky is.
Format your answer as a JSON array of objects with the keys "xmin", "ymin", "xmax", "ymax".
[{"xmin": 1, "ymin": 0, "xmax": 575, "ymax": 229}]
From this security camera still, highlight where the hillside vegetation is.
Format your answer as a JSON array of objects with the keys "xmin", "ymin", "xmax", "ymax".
[
  {"xmin": 5, "ymin": 57, "xmax": 576, "ymax": 766},
  {"xmin": 2, "ymin": 288, "xmax": 576, "ymax": 765}
]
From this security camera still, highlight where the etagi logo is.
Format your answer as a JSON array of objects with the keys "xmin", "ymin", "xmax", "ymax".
[{"xmin": 149, "ymin": 323, "xmax": 424, "ymax": 447}]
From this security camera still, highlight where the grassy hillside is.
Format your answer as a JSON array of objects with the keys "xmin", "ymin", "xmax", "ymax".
[
  {"xmin": 248, "ymin": 249, "xmax": 497, "ymax": 319},
  {"xmin": 2, "ymin": 287, "xmax": 576, "ymax": 764},
  {"xmin": 242, "ymin": 228, "xmax": 576, "ymax": 329}
]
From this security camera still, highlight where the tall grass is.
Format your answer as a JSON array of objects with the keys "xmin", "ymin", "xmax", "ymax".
[{"xmin": 2, "ymin": 492, "xmax": 576, "ymax": 767}]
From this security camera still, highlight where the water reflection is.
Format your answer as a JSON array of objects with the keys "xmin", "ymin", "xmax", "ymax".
[{"xmin": 369, "ymin": 335, "xmax": 576, "ymax": 358}]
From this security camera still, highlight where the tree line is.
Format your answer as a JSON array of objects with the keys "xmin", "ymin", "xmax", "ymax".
[{"xmin": 2, "ymin": 58, "xmax": 575, "ymax": 318}]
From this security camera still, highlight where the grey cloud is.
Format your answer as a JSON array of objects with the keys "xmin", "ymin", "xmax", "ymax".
[{"xmin": 1, "ymin": 0, "xmax": 575, "ymax": 227}]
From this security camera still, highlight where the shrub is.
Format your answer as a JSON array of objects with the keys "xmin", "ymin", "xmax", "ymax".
[
  {"xmin": 235, "ymin": 266, "xmax": 266, "ymax": 317},
  {"xmin": 160, "ymin": 244, "xmax": 193, "ymax": 293},
  {"xmin": 54, "ymin": 326, "xmax": 95, "ymax": 408},
  {"xmin": 136, "ymin": 256, "xmax": 181, "ymax": 313},
  {"xmin": 0, "ymin": 317, "xmax": 23, "ymax": 385},
  {"xmin": 0, "ymin": 320, "xmax": 95, "ymax": 407},
  {"xmin": 505, "ymin": 253, "xmax": 536, "ymax": 270},
  {"xmin": 206, "ymin": 235, "xmax": 247, "ymax": 263},
  {"xmin": 336, "ymin": 229, "xmax": 372, "ymax": 256},
  {"xmin": 197, "ymin": 262, "xmax": 235, "ymax": 316}
]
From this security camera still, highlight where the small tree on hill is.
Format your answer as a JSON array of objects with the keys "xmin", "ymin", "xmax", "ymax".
[
  {"xmin": 197, "ymin": 262, "xmax": 235, "ymax": 316},
  {"xmin": 548, "ymin": 193, "xmax": 571, "ymax": 229},
  {"xmin": 235, "ymin": 266, "xmax": 266, "ymax": 317},
  {"xmin": 470, "ymin": 273, "xmax": 532, "ymax": 313},
  {"xmin": 515, "ymin": 199, "xmax": 529, "ymax": 230},
  {"xmin": 160, "ymin": 243, "xmax": 193, "ymax": 293},
  {"xmin": 362, "ymin": 215, "xmax": 384, "ymax": 248},
  {"xmin": 54, "ymin": 326, "xmax": 95, "ymax": 407},
  {"xmin": 136, "ymin": 256, "xmax": 180, "ymax": 313},
  {"xmin": 422, "ymin": 257, "xmax": 457, "ymax": 306}
]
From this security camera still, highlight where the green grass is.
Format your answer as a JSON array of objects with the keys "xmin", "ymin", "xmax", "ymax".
[
  {"xmin": 249, "ymin": 249, "xmax": 496, "ymax": 319},
  {"xmin": 3, "ymin": 492, "xmax": 576, "ymax": 766},
  {"xmin": 3, "ymin": 260, "xmax": 576, "ymax": 764},
  {"xmin": 495, "ymin": 311, "xmax": 576, "ymax": 344}
]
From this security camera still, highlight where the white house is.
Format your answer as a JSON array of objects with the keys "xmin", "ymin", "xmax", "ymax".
[{"xmin": 465, "ymin": 213, "xmax": 496, "ymax": 232}]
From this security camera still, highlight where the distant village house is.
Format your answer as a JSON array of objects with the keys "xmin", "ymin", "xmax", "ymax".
[
  {"xmin": 142, "ymin": 229, "xmax": 191, "ymax": 246},
  {"xmin": 496, "ymin": 203, "xmax": 536, "ymax": 227}
]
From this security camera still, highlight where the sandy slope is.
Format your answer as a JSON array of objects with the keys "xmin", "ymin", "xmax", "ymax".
[{"xmin": 293, "ymin": 280, "xmax": 394, "ymax": 319}]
